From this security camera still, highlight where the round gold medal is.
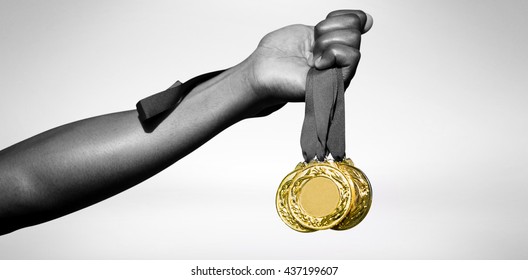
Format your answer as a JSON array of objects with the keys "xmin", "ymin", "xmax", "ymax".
[
  {"xmin": 333, "ymin": 159, "xmax": 373, "ymax": 231},
  {"xmin": 276, "ymin": 158, "xmax": 372, "ymax": 232},
  {"xmin": 276, "ymin": 160, "xmax": 356, "ymax": 231}
]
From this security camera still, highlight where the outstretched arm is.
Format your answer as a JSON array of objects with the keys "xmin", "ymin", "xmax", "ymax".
[
  {"xmin": 0, "ymin": 10, "xmax": 372, "ymax": 235},
  {"xmin": 0, "ymin": 63, "xmax": 262, "ymax": 235}
]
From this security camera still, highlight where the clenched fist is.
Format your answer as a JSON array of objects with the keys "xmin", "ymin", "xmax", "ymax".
[{"xmin": 247, "ymin": 9, "xmax": 373, "ymax": 107}]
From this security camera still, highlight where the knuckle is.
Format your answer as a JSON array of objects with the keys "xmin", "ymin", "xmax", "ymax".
[
  {"xmin": 351, "ymin": 49, "xmax": 361, "ymax": 61},
  {"xmin": 326, "ymin": 9, "xmax": 367, "ymax": 22},
  {"xmin": 348, "ymin": 13, "xmax": 361, "ymax": 27},
  {"xmin": 327, "ymin": 9, "xmax": 360, "ymax": 18},
  {"xmin": 354, "ymin": 10, "xmax": 367, "ymax": 19},
  {"xmin": 350, "ymin": 28, "xmax": 361, "ymax": 36},
  {"xmin": 313, "ymin": 39, "xmax": 325, "ymax": 55},
  {"xmin": 343, "ymin": 48, "xmax": 361, "ymax": 66},
  {"xmin": 314, "ymin": 21, "xmax": 325, "ymax": 36},
  {"xmin": 326, "ymin": 10, "xmax": 342, "ymax": 18},
  {"xmin": 329, "ymin": 45, "xmax": 340, "ymax": 56},
  {"xmin": 347, "ymin": 29, "xmax": 362, "ymax": 47}
]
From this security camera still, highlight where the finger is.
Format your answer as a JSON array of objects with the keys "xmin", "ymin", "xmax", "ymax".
[
  {"xmin": 314, "ymin": 44, "xmax": 361, "ymax": 70},
  {"xmin": 315, "ymin": 44, "xmax": 361, "ymax": 88},
  {"xmin": 326, "ymin": 10, "xmax": 373, "ymax": 34},
  {"xmin": 313, "ymin": 29, "xmax": 361, "ymax": 58},
  {"xmin": 315, "ymin": 14, "xmax": 364, "ymax": 39}
]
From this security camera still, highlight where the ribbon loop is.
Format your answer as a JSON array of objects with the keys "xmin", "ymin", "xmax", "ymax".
[{"xmin": 301, "ymin": 68, "xmax": 346, "ymax": 162}]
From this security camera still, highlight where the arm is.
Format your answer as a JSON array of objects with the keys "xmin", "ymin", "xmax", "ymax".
[
  {"xmin": 0, "ymin": 10, "xmax": 372, "ymax": 235},
  {"xmin": 0, "ymin": 62, "xmax": 262, "ymax": 235}
]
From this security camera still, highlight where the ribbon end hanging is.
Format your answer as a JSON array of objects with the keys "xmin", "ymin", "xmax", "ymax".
[{"xmin": 136, "ymin": 81, "xmax": 183, "ymax": 121}]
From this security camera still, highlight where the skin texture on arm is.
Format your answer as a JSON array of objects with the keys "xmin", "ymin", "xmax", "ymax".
[
  {"xmin": 0, "ymin": 10, "xmax": 372, "ymax": 235},
  {"xmin": 0, "ymin": 62, "xmax": 261, "ymax": 235}
]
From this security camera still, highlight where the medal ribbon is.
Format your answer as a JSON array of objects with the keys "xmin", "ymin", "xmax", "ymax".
[
  {"xmin": 137, "ymin": 70, "xmax": 225, "ymax": 121},
  {"xmin": 136, "ymin": 68, "xmax": 290, "ymax": 125},
  {"xmin": 301, "ymin": 68, "xmax": 345, "ymax": 162}
]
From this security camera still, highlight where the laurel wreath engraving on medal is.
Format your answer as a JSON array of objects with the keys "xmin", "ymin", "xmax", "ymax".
[
  {"xmin": 276, "ymin": 159, "xmax": 372, "ymax": 232},
  {"xmin": 276, "ymin": 163, "xmax": 314, "ymax": 232},
  {"xmin": 288, "ymin": 163, "xmax": 352, "ymax": 230},
  {"xmin": 332, "ymin": 162, "xmax": 373, "ymax": 230}
]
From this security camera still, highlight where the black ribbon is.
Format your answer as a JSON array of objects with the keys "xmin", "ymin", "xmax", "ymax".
[
  {"xmin": 136, "ymin": 68, "xmax": 289, "ymax": 124},
  {"xmin": 301, "ymin": 68, "xmax": 345, "ymax": 162},
  {"xmin": 136, "ymin": 70, "xmax": 225, "ymax": 121}
]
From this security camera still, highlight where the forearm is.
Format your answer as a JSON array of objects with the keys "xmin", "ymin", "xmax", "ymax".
[{"xmin": 0, "ymin": 59, "xmax": 261, "ymax": 234}]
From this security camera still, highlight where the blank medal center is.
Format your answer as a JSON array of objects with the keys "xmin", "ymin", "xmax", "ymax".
[{"xmin": 299, "ymin": 177, "xmax": 340, "ymax": 217}]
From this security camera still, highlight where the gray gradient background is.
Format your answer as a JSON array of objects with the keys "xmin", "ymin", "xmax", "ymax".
[{"xmin": 0, "ymin": 0, "xmax": 527, "ymax": 259}]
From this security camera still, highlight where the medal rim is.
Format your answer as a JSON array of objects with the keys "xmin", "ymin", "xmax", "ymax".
[
  {"xmin": 332, "ymin": 162, "xmax": 373, "ymax": 230},
  {"xmin": 275, "ymin": 163, "xmax": 315, "ymax": 233},
  {"xmin": 288, "ymin": 161, "xmax": 353, "ymax": 230}
]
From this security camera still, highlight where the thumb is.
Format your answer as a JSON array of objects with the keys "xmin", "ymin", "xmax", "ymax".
[{"xmin": 364, "ymin": 13, "xmax": 374, "ymax": 34}]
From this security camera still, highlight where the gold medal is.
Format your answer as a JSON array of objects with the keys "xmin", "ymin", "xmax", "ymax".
[
  {"xmin": 289, "ymin": 161, "xmax": 353, "ymax": 230},
  {"xmin": 276, "ymin": 158, "xmax": 371, "ymax": 232}
]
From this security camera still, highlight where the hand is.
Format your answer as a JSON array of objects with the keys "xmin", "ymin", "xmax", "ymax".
[{"xmin": 246, "ymin": 10, "xmax": 373, "ymax": 108}]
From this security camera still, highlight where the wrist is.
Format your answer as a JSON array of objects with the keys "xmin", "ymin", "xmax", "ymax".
[
  {"xmin": 225, "ymin": 56, "xmax": 282, "ymax": 119},
  {"xmin": 237, "ymin": 53, "xmax": 292, "ymax": 117},
  {"xmin": 182, "ymin": 58, "xmax": 266, "ymax": 122},
  {"xmin": 186, "ymin": 54, "xmax": 285, "ymax": 121}
]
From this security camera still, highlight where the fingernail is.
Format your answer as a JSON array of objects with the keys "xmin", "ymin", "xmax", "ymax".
[
  {"xmin": 363, "ymin": 13, "xmax": 374, "ymax": 33},
  {"xmin": 314, "ymin": 56, "xmax": 322, "ymax": 68}
]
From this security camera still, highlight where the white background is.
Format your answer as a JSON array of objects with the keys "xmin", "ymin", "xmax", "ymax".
[{"xmin": 0, "ymin": 0, "xmax": 527, "ymax": 259}]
